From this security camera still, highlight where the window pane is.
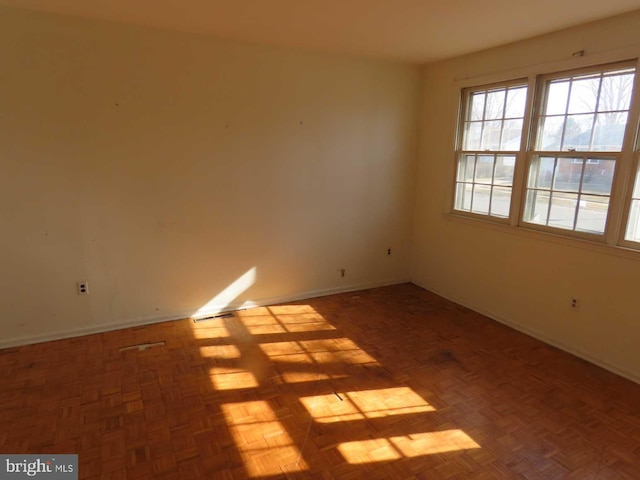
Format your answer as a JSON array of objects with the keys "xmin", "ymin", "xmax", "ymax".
[
  {"xmin": 599, "ymin": 73, "xmax": 634, "ymax": 112},
  {"xmin": 546, "ymin": 80, "xmax": 569, "ymax": 115},
  {"xmin": 471, "ymin": 185, "xmax": 491, "ymax": 214},
  {"xmin": 524, "ymin": 190, "xmax": 550, "ymax": 225},
  {"xmin": 455, "ymin": 183, "xmax": 473, "ymax": 211},
  {"xmin": 593, "ymin": 112, "xmax": 627, "ymax": 151},
  {"xmin": 490, "ymin": 186, "xmax": 511, "ymax": 217},
  {"xmin": 464, "ymin": 122, "xmax": 482, "ymax": 150},
  {"xmin": 485, "ymin": 89, "xmax": 506, "ymax": 119},
  {"xmin": 474, "ymin": 155, "xmax": 495, "ymax": 183},
  {"xmin": 575, "ymin": 195, "xmax": 609, "ymax": 234},
  {"xmin": 470, "ymin": 92, "xmax": 485, "ymax": 121},
  {"xmin": 582, "ymin": 159, "xmax": 615, "ymax": 195},
  {"xmin": 481, "ymin": 120, "xmax": 502, "ymax": 150},
  {"xmin": 548, "ymin": 192, "xmax": 578, "ymax": 230},
  {"xmin": 553, "ymin": 158, "xmax": 582, "ymax": 192},
  {"xmin": 538, "ymin": 116, "xmax": 564, "ymax": 150},
  {"xmin": 458, "ymin": 154, "xmax": 476, "ymax": 182},
  {"xmin": 500, "ymin": 119, "xmax": 523, "ymax": 150},
  {"xmin": 505, "ymin": 87, "xmax": 527, "ymax": 118},
  {"xmin": 567, "ymin": 76, "xmax": 599, "ymax": 114},
  {"xmin": 494, "ymin": 155, "xmax": 515, "ymax": 185},
  {"xmin": 562, "ymin": 114, "xmax": 594, "ymax": 151},
  {"xmin": 528, "ymin": 156, "xmax": 556, "ymax": 189}
]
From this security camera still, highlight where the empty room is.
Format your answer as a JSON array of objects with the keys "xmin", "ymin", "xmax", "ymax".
[{"xmin": 1, "ymin": 1, "xmax": 640, "ymax": 478}]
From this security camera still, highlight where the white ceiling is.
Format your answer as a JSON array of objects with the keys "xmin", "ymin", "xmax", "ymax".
[{"xmin": 2, "ymin": 0, "xmax": 640, "ymax": 63}]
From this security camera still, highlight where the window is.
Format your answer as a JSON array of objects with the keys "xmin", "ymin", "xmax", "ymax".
[
  {"xmin": 625, "ymin": 164, "xmax": 640, "ymax": 242},
  {"xmin": 454, "ymin": 83, "xmax": 527, "ymax": 218},
  {"xmin": 453, "ymin": 61, "xmax": 640, "ymax": 249}
]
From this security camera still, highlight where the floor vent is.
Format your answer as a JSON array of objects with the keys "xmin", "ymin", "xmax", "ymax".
[
  {"xmin": 193, "ymin": 312, "xmax": 234, "ymax": 323},
  {"xmin": 119, "ymin": 341, "xmax": 166, "ymax": 352}
]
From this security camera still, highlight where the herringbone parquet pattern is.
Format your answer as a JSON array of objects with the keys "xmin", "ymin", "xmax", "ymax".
[{"xmin": 1, "ymin": 284, "xmax": 639, "ymax": 479}]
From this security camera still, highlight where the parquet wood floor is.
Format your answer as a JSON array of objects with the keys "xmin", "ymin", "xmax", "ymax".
[{"xmin": 1, "ymin": 283, "xmax": 639, "ymax": 479}]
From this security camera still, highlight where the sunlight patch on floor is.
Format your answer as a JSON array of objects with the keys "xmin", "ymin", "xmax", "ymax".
[
  {"xmin": 338, "ymin": 429, "xmax": 481, "ymax": 464},
  {"xmin": 191, "ymin": 324, "xmax": 230, "ymax": 340},
  {"xmin": 244, "ymin": 323, "xmax": 288, "ymax": 335},
  {"xmin": 280, "ymin": 370, "xmax": 347, "ymax": 384},
  {"xmin": 237, "ymin": 307, "xmax": 337, "ymax": 335},
  {"xmin": 221, "ymin": 401, "xmax": 308, "ymax": 476},
  {"xmin": 199, "ymin": 344, "xmax": 241, "ymax": 359},
  {"xmin": 300, "ymin": 387, "xmax": 435, "ymax": 423},
  {"xmin": 298, "ymin": 338, "xmax": 379, "ymax": 365},
  {"xmin": 209, "ymin": 367, "xmax": 258, "ymax": 390}
]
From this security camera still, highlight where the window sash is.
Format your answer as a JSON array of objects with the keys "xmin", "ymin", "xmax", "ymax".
[
  {"xmin": 533, "ymin": 62, "xmax": 636, "ymax": 154},
  {"xmin": 521, "ymin": 154, "xmax": 618, "ymax": 236},
  {"xmin": 454, "ymin": 153, "xmax": 517, "ymax": 219},
  {"xmin": 458, "ymin": 81, "xmax": 528, "ymax": 154}
]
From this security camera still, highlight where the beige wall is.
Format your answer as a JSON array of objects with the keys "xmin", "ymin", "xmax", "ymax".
[
  {"xmin": 0, "ymin": 7, "xmax": 420, "ymax": 347},
  {"xmin": 412, "ymin": 11, "xmax": 640, "ymax": 383}
]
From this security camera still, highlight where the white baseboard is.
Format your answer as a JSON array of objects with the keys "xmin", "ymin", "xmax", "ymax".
[
  {"xmin": 411, "ymin": 279, "xmax": 640, "ymax": 386},
  {"xmin": 0, "ymin": 278, "xmax": 409, "ymax": 350}
]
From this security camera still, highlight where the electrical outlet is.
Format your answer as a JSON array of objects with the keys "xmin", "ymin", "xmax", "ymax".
[
  {"xmin": 338, "ymin": 268, "xmax": 346, "ymax": 278},
  {"xmin": 78, "ymin": 282, "xmax": 89, "ymax": 295}
]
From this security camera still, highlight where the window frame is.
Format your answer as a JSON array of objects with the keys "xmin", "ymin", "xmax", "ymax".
[
  {"xmin": 453, "ymin": 78, "xmax": 530, "ymax": 224},
  {"xmin": 449, "ymin": 55, "xmax": 640, "ymax": 252}
]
